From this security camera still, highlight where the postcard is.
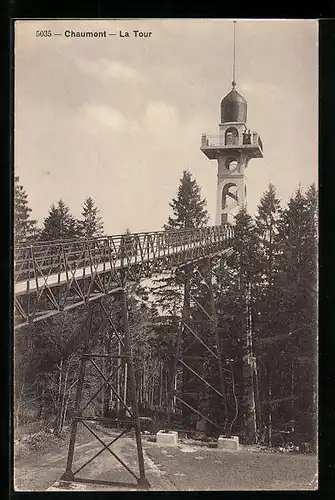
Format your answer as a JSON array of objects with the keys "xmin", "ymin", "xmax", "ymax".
[{"xmin": 13, "ymin": 19, "xmax": 318, "ymax": 491}]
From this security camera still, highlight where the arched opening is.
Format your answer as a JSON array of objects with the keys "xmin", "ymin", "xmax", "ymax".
[
  {"xmin": 226, "ymin": 157, "xmax": 238, "ymax": 172},
  {"xmin": 222, "ymin": 183, "xmax": 238, "ymax": 209},
  {"xmin": 243, "ymin": 129, "xmax": 251, "ymax": 145},
  {"xmin": 225, "ymin": 127, "xmax": 239, "ymax": 146}
]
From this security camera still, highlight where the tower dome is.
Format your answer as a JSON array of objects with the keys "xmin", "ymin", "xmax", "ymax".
[{"xmin": 220, "ymin": 86, "xmax": 247, "ymax": 123}]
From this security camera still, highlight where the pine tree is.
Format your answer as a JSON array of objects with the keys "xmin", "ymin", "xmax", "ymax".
[
  {"xmin": 14, "ymin": 176, "xmax": 38, "ymax": 243},
  {"xmin": 213, "ymin": 209, "xmax": 261, "ymax": 440},
  {"xmin": 39, "ymin": 200, "xmax": 78, "ymax": 241},
  {"xmin": 165, "ymin": 170, "xmax": 209, "ymax": 230},
  {"xmin": 303, "ymin": 183, "xmax": 318, "ymax": 448},
  {"xmin": 273, "ymin": 186, "xmax": 318, "ymax": 448},
  {"xmin": 305, "ymin": 183, "xmax": 318, "ymax": 270},
  {"xmin": 277, "ymin": 187, "xmax": 316, "ymax": 320},
  {"xmin": 253, "ymin": 184, "xmax": 282, "ymax": 446},
  {"xmin": 152, "ymin": 170, "xmax": 210, "ymax": 316},
  {"xmin": 120, "ymin": 227, "xmax": 135, "ymax": 259},
  {"xmin": 78, "ymin": 197, "xmax": 104, "ymax": 238},
  {"xmin": 226, "ymin": 208, "xmax": 259, "ymax": 287},
  {"xmin": 255, "ymin": 183, "xmax": 282, "ymax": 287}
]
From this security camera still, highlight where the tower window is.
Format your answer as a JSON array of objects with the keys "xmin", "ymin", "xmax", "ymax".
[
  {"xmin": 225, "ymin": 127, "xmax": 239, "ymax": 146},
  {"xmin": 222, "ymin": 183, "xmax": 238, "ymax": 209},
  {"xmin": 226, "ymin": 158, "xmax": 238, "ymax": 172}
]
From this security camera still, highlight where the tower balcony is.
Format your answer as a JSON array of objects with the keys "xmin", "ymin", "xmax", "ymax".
[{"xmin": 200, "ymin": 131, "xmax": 263, "ymax": 160}]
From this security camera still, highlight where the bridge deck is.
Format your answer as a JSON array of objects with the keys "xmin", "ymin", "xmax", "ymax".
[
  {"xmin": 15, "ymin": 243, "xmax": 194, "ymax": 295},
  {"xmin": 14, "ymin": 225, "xmax": 234, "ymax": 327}
]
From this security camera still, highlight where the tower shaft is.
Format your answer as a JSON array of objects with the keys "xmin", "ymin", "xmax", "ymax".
[{"xmin": 201, "ymin": 121, "xmax": 263, "ymax": 225}]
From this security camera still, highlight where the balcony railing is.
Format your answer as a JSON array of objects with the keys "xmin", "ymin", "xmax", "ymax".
[{"xmin": 201, "ymin": 131, "xmax": 263, "ymax": 151}]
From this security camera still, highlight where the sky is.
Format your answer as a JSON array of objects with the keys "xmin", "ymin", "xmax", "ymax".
[{"xmin": 14, "ymin": 19, "xmax": 318, "ymax": 235}]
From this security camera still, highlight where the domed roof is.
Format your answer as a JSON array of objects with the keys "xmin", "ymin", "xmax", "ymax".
[{"xmin": 221, "ymin": 85, "xmax": 247, "ymax": 123}]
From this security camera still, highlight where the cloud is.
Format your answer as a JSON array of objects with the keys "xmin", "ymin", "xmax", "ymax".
[
  {"xmin": 143, "ymin": 101, "xmax": 179, "ymax": 134},
  {"xmin": 240, "ymin": 81, "xmax": 283, "ymax": 101},
  {"xmin": 76, "ymin": 57, "xmax": 143, "ymax": 82},
  {"xmin": 80, "ymin": 104, "xmax": 128, "ymax": 130}
]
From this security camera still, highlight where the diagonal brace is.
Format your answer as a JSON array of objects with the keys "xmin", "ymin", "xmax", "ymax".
[{"xmin": 81, "ymin": 420, "xmax": 139, "ymax": 481}]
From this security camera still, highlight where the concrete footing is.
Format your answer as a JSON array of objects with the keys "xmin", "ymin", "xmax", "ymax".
[
  {"xmin": 217, "ymin": 435, "xmax": 239, "ymax": 451},
  {"xmin": 156, "ymin": 430, "xmax": 178, "ymax": 446}
]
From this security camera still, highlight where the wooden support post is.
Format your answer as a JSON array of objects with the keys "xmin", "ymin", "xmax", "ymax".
[
  {"xmin": 120, "ymin": 288, "xmax": 150, "ymax": 489},
  {"xmin": 61, "ymin": 306, "xmax": 93, "ymax": 481}
]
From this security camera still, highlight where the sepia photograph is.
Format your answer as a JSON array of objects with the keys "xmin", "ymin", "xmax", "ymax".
[{"xmin": 13, "ymin": 18, "xmax": 318, "ymax": 491}]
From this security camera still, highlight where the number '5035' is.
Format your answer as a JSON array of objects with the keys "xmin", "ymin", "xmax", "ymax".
[{"xmin": 36, "ymin": 30, "xmax": 52, "ymax": 37}]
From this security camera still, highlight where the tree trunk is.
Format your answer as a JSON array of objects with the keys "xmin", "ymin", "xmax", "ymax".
[
  {"xmin": 58, "ymin": 359, "xmax": 70, "ymax": 435},
  {"xmin": 57, "ymin": 357, "xmax": 63, "ymax": 411},
  {"xmin": 117, "ymin": 340, "xmax": 121, "ymax": 418},
  {"xmin": 180, "ymin": 267, "xmax": 191, "ymax": 423},
  {"xmin": 124, "ymin": 362, "xmax": 128, "ymax": 415},
  {"xmin": 158, "ymin": 361, "xmax": 163, "ymax": 411},
  {"xmin": 55, "ymin": 356, "xmax": 65, "ymax": 436},
  {"xmin": 267, "ymin": 366, "xmax": 273, "ymax": 447},
  {"xmin": 253, "ymin": 358, "xmax": 262, "ymax": 441},
  {"xmin": 243, "ymin": 282, "xmax": 257, "ymax": 444},
  {"xmin": 291, "ymin": 361, "xmax": 295, "ymax": 433}
]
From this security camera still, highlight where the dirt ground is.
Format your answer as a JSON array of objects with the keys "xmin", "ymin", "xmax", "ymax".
[{"xmin": 13, "ymin": 425, "xmax": 318, "ymax": 492}]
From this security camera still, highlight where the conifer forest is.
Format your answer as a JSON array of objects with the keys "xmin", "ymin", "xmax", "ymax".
[{"xmin": 14, "ymin": 171, "xmax": 317, "ymax": 452}]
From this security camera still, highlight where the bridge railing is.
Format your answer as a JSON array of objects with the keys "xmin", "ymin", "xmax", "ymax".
[{"xmin": 14, "ymin": 225, "xmax": 234, "ymax": 287}]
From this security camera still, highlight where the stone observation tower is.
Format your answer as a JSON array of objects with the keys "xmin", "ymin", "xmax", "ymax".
[{"xmin": 200, "ymin": 22, "xmax": 263, "ymax": 225}]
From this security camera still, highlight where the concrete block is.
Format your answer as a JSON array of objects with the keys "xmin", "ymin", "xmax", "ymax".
[
  {"xmin": 217, "ymin": 435, "xmax": 239, "ymax": 451},
  {"xmin": 156, "ymin": 430, "xmax": 178, "ymax": 446}
]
